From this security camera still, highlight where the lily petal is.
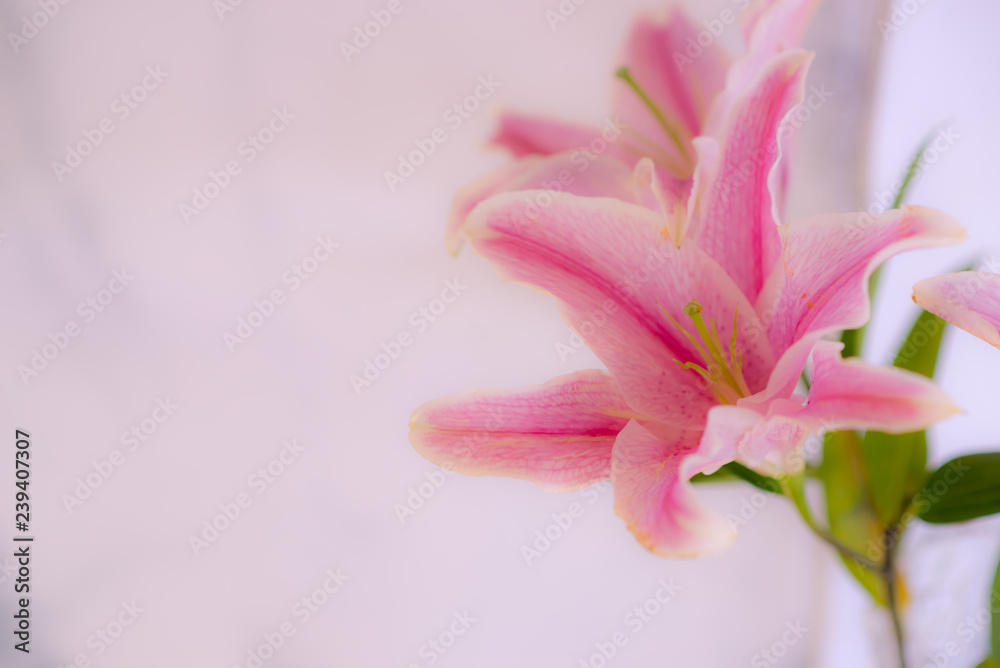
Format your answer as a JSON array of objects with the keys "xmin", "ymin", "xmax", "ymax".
[
  {"xmin": 797, "ymin": 340, "xmax": 961, "ymax": 432},
  {"xmin": 721, "ymin": 0, "xmax": 821, "ymax": 212},
  {"xmin": 913, "ymin": 272, "xmax": 1000, "ymax": 349},
  {"xmin": 611, "ymin": 420, "xmax": 735, "ymax": 557},
  {"xmin": 691, "ymin": 50, "xmax": 813, "ymax": 301},
  {"xmin": 709, "ymin": 340, "xmax": 960, "ymax": 476},
  {"xmin": 702, "ymin": 403, "xmax": 808, "ymax": 476},
  {"xmin": 735, "ymin": 0, "xmax": 823, "ymax": 89},
  {"xmin": 755, "ymin": 206, "xmax": 966, "ymax": 400},
  {"xmin": 633, "ymin": 157, "xmax": 688, "ymax": 246},
  {"xmin": 446, "ymin": 152, "xmax": 637, "ymax": 255},
  {"xmin": 409, "ymin": 370, "xmax": 636, "ymax": 492},
  {"xmin": 466, "ymin": 191, "xmax": 776, "ymax": 428},
  {"xmin": 489, "ymin": 111, "xmax": 614, "ymax": 158},
  {"xmin": 611, "ymin": 8, "xmax": 730, "ymax": 177}
]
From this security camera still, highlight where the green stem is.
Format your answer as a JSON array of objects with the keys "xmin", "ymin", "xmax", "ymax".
[
  {"xmin": 781, "ymin": 474, "xmax": 881, "ymax": 571},
  {"xmin": 883, "ymin": 532, "xmax": 908, "ymax": 668}
]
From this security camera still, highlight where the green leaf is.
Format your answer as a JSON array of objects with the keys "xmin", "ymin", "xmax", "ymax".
[
  {"xmin": 839, "ymin": 327, "xmax": 864, "ymax": 363},
  {"xmin": 721, "ymin": 462, "xmax": 782, "ymax": 495},
  {"xmin": 863, "ymin": 430, "xmax": 928, "ymax": 525},
  {"xmin": 690, "ymin": 469, "xmax": 737, "ymax": 484},
  {"xmin": 975, "ymin": 659, "xmax": 1000, "ymax": 668},
  {"xmin": 820, "ymin": 430, "xmax": 887, "ymax": 604},
  {"xmin": 839, "ymin": 265, "xmax": 881, "ymax": 359},
  {"xmin": 891, "ymin": 128, "xmax": 939, "ymax": 210},
  {"xmin": 693, "ymin": 464, "xmax": 783, "ymax": 495},
  {"xmin": 917, "ymin": 454, "xmax": 1000, "ymax": 523},
  {"xmin": 892, "ymin": 309, "xmax": 947, "ymax": 378},
  {"xmin": 860, "ymin": 309, "xmax": 947, "ymax": 524}
]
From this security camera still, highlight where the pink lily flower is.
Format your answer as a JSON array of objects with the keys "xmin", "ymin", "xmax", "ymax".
[
  {"xmin": 445, "ymin": 0, "xmax": 822, "ymax": 255},
  {"xmin": 913, "ymin": 272, "xmax": 1000, "ymax": 348},
  {"xmin": 411, "ymin": 1, "xmax": 964, "ymax": 558},
  {"xmin": 413, "ymin": 195, "xmax": 963, "ymax": 556}
]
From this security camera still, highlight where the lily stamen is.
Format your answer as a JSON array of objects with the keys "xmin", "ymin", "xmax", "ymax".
[
  {"xmin": 615, "ymin": 66, "xmax": 693, "ymax": 170},
  {"xmin": 662, "ymin": 300, "xmax": 751, "ymax": 404}
]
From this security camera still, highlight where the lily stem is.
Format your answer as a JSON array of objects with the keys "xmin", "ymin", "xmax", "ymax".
[
  {"xmin": 780, "ymin": 475, "xmax": 881, "ymax": 571},
  {"xmin": 783, "ymin": 473, "xmax": 907, "ymax": 665},
  {"xmin": 883, "ymin": 531, "xmax": 908, "ymax": 668}
]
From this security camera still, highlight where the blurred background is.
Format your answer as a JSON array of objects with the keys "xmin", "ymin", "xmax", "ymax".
[{"xmin": 1, "ymin": 0, "xmax": 998, "ymax": 666}]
